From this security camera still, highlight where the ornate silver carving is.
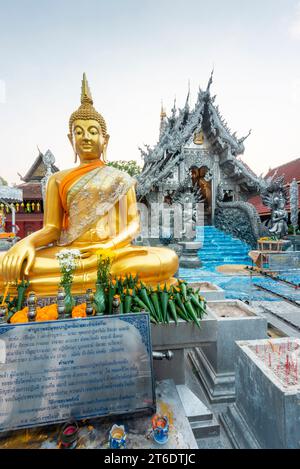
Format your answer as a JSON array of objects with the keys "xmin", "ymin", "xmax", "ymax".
[
  {"xmin": 0, "ymin": 186, "xmax": 23, "ymax": 203},
  {"xmin": 290, "ymin": 179, "xmax": 299, "ymax": 235},
  {"xmin": 41, "ymin": 149, "xmax": 56, "ymax": 201},
  {"xmin": 261, "ymin": 175, "xmax": 289, "ymax": 239}
]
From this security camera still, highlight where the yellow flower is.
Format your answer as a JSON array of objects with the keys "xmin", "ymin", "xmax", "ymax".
[{"xmin": 96, "ymin": 249, "xmax": 115, "ymax": 261}]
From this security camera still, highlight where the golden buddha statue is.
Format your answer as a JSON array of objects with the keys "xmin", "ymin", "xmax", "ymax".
[{"xmin": 0, "ymin": 74, "xmax": 178, "ymax": 295}]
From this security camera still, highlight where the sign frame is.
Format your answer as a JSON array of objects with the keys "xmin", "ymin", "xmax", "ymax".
[{"xmin": 0, "ymin": 312, "xmax": 156, "ymax": 432}]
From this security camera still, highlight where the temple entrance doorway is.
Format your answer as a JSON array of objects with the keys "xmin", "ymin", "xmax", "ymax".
[{"xmin": 190, "ymin": 166, "xmax": 212, "ymax": 225}]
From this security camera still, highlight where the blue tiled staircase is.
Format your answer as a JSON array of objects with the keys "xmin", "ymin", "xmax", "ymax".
[{"xmin": 196, "ymin": 226, "xmax": 251, "ymax": 266}]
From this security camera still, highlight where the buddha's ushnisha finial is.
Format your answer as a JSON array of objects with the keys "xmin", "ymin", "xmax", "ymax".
[
  {"xmin": 69, "ymin": 73, "xmax": 107, "ymax": 137},
  {"xmin": 81, "ymin": 73, "xmax": 93, "ymax": 106}
]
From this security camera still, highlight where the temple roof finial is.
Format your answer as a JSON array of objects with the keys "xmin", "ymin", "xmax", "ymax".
[
  {"xmin": 160, "ymin": 100, "xmax": 167, "ymax": 120},
  {"xmin": 171, "ymin": 96, "xmax": 177, "ymax": 117},
  {"xmin": 185, "ymin": 80, "xmax": 191, "ymax": 107},
  {"xmin": 239, "ymin": 129, "xmax": 252, "ymax": 144},
  {"xmin": 206, "ymin": 68, "xmax": 214, "ymax": 93}
]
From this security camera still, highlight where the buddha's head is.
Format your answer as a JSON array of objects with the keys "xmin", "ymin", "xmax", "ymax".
[{"xmin": 68, "ymin": 74, "xmax": 110, "ymax": 163}]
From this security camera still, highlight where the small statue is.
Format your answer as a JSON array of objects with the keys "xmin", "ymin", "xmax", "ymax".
[
  {"xmin": 268, "ymin": 195, "xmax": 288, "ymax": 239},
  {"xmin": 193, "ymin": 129, "xmax": 204, "ymax": 145},
  {"xmin": 261, "ymin": 175, "xmax": 288, "ymax": 239}
]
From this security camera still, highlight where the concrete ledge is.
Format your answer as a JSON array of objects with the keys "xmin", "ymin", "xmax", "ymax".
[
  {"xmin": 151, "ymin": 318, "xmax": 217, "ymax": 385},
  {"xmin": 220, "ymin": 403, "xmax": 260, "ymax": 449},
  {"xmin": 189, "ymin": 348, "xmax": 236, "ymax": 403},
  {"xmin": 207, "ymin": 299, "xmax": 259, "ymax": 318},
  {"xmin": 151, "ymin": 318, "xmax": 217, "ymax": 350},
  {"xmin": 187, "ymin": 282, "xmax": 225, "ymax": 302},
  {"xmin": 177, "ymin": 384, "xmax": 220, "ymax": 439}
]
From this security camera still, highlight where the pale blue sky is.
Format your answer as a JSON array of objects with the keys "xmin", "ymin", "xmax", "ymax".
[{"xmin": 0, "ymin": 0, "xmax": 300, "ymax": 183}]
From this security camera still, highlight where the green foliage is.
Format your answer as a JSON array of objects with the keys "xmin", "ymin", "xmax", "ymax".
[
  {"xmin": 108, "ymin": 276, "xmax": 207, "ymax": 326},
  {"xmin": 94, "ymin": 283, "xmax": 106, "ymax": 315},
  {"xmin": 107, "ymin": 160, "xmax": 141, "ymax": 177},
  {"xmin": 288, "ymin": 224, "xmax": 300, "ymax": 235},
  {"xmin": 96, "ymin": 254, "xmax": 112, "ymax": 285}
]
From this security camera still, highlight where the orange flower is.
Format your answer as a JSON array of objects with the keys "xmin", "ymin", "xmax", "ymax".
[
  {"xmin": 10, "ymin": 308, "xmax": 28, "ymax": 323},
  {"xmin": 11, "ymin": 304, "xmax": 60, "ymax": 323},
  {"xmin": 35, "ymin": 304, "xmax": 58, "ymax": 321},
  {"xmin": 72, "ymin": 303, "xmax": 87, "ymax": 318},
  {"xmin": 0, "ymin": 233, "xmax": 15, "ymax": 239},
  {"xmin": 36, "ymin": 306, "xmax": 57, "ymax": 321}
]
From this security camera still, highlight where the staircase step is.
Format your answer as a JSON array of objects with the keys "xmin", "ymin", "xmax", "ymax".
[
  {"xmin": 195, "ymin": 226, "xmax": 251, "ymax": 267},
  {"xmin": 190, "ymin": 418, "xmax": 220, "ymax": 439}
]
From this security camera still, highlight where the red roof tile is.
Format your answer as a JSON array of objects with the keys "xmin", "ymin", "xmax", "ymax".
[
  {"xmin": 265, "ymin": 157, "xmax": 300, "ymax": 184},
  {"xmin": 249, "ymin": 186, "xmax": 300, "ymax": 214},
  {"xmin": 248, "ymin": 158, "xmax": 300, "ymax": 215},
  {"xmin": 248, "ymin": 194, "xmax": 270, "ymax": 215}
]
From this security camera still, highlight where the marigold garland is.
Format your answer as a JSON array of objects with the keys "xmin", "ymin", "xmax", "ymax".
[
  {"xmin": 10, "ymin": 304, "xmax": 59, "ymax": 323},
  {"xmin": 72, "ymin": 303, "xmax": 87, "ymax": 318}
]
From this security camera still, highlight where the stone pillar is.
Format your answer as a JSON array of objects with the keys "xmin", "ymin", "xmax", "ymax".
[
  {"xmin": 179, "ymin": 161, "xmax": 186, "ymax": 183},
  {"xmin": 11, "ymin": 205, "xmax": 16, "ymax": 234}
]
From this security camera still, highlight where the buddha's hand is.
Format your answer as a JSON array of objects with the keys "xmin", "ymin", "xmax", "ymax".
[
  {"xmin": 1, "ymin": 239, "xmax": 35, "ymax": 283},
  {"xmin": 78, "ymin": 242, "xmax": 114, "ymax": 259}
]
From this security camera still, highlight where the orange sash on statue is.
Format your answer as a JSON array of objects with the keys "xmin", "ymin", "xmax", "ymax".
[{"xmin": 59, "ymin": 160, "xmax": 105, "ymax": 229}]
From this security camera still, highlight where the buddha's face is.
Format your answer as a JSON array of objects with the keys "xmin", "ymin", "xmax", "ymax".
[{"xmin": 69, "ymin": 119, "xmax": 109, "ymax": 162}]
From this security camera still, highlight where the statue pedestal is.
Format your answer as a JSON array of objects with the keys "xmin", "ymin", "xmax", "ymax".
[{"xmin": 178, "ymin": 241, "xmax": 202, "ymax": 268}]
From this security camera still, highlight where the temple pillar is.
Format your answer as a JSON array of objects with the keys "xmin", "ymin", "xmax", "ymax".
[{"xmin": 211, "ymin": 154, "xmax": 220, "ymax": 224}]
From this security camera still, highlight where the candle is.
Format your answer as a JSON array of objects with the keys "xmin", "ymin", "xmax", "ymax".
[{"xmin": 1, "ymin": 283, "xmax": 9, "ymax": 306}]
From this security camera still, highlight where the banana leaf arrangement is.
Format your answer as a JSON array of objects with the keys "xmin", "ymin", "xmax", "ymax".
[
  {"xmin": 0, "ymin": 280, "xmax": 30, "ymax": 321},
  {"xmin": 1, "ymin": 268, "xmax": 207, "ymax": 329},
  {"xmin": 103, "ymin": 274, "xmax": 207, "ymax": 328}
]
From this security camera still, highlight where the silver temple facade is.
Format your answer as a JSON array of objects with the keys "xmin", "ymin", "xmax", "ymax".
[{"xmin": 136, "ymin": 74, "xmax": 267, "ymax": 248}]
